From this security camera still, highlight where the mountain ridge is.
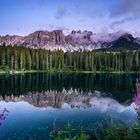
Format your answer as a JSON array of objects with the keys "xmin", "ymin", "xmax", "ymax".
[{"xmin": 0, "ymin": 29, "xmax": 140, "ymax": 51}]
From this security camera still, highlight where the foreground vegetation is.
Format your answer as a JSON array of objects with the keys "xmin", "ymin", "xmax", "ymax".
[
  {"xmin": 0, "ymin": 45, "xmax": 140, "ymax": 72},
  {"xmin": 50, "ymin": 121, "xmax": 140, "ymax": 140}
]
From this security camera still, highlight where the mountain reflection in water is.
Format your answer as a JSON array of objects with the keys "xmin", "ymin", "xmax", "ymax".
[
  {"xmin": 0, "ymin": 90, "xmax": 133, "ymax": 111},
  {"xmin": 0, "ymin": 73, "xmax": 138, "ymax": 103},
  {"xmin": 0, "ymin": 73, "xmax": 139, "ymax": 140}
]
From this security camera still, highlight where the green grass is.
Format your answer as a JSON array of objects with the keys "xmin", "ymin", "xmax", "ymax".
[{"xmin": 50, "ymin": 121, "xmax": 140, "ymax": 140}]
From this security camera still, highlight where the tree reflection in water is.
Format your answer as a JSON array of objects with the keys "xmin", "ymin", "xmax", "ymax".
[
  {"xmin": 134, "ymin": 78, "xmax": 140, "ymax": 117},
  {"xmin": 0, "ymin": 108, "xmax": 9, "ymax": 126}
]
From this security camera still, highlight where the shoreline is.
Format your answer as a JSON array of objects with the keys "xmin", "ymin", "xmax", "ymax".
[{"xmin": 0, "ymin": 70, "xmax": 140, "ymax": 74}]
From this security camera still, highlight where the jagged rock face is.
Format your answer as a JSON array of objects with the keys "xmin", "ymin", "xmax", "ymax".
[
  {"xmin": 0, "ymin": 35, "xmax": 23, "ymax": 45},
  {"xmin": 65, "ymin": 30, "xmax": 93, "ymax": 46},
  {"xmin": 0, "ymin": 30, "xmax": 140, "ymax": 51},
  {"xmin": 22, "ymin": 30, "xmax": 66, "ymax": 49},
  {"xmin": 53, "ymin": 30, "xmax": 66, "ymax": 45},
  {"xmin": 106, "ymin": 33, "xmax": 140, "ymax": 50}
]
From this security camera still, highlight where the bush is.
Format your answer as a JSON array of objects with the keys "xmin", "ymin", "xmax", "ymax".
[{"xmin": 50, "ymin": 121, "xmax": 140, "ymax": 140}]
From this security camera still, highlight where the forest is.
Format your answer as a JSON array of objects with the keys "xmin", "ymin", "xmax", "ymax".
[{"xmin": 0, "ymin": 45, "xmax": 140, "ymax": 72}]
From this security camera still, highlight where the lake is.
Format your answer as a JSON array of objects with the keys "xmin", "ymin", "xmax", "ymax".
[{"xmin": 0, "ymin": 73, "xmax": 139, "ymax": 140}]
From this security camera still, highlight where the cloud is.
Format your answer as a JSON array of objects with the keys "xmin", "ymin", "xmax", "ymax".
[
  {"xmin": 91, "ymin": 30, "xmax": 126, "ymax": 43},
  {"xmin": 110, "ymin": 0, "xmax": 140, "ymax": 18},
  {"xmin": 54, "ymin": 7, "xmax": 68, "ymax": 20},
  {"xmin": 74, "ymin": 2, "xmax": 105, "ymax": 19},
  {"xmin": 110, "ymin": 17, "xmax": 133, "ymax": 29},
  {"xmin": 45, "ymin": 24, "xmax": 70, "ymax": 34}
]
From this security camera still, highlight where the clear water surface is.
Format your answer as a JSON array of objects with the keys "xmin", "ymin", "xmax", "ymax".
[{"xmin": 0, "ymin": 73, "xmax": 139, "ymax": 140}]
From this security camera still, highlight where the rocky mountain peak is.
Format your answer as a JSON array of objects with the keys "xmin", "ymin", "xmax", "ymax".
[
  {"xmin": 53, "ymin": 29, "xmax": 66, "ymax": 45},
  {"xmin": 119, "ymin": 33, "xmax": 134, "ymax": 42},
  {"xmin": 0, "ymin": 29, "xmax": 140, "ymax": 51},
  {"xmin": 71, "ymin": 30, "xmax": 82, "ymax": 34}
]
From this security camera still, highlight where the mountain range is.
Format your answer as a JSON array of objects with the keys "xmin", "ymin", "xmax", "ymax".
[{"xmin": 0, "ymin": 29, "xmax": 140, "ymax": 51}]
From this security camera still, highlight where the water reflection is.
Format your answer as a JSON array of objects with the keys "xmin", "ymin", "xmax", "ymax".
[
  {"xmin": 0, "ymin": 91, "xmax": 137, "ymax": 139},
  {"xmin": 0, "ymin": 90, "xmax": 133, "ymax": 110},
  {"xmin": 0, "ymin": 73, "xmax": 138, "ymax": 102},
  {"xmin": 134, "ymin": 78, "xmax": 140, "ymax": 118},
  {"xmin": 0, "ymin": 73, "xmax": 139, "ymax": 140},
  {"xmin": 0, "ymin": 88, "xmax": 137, "ymax": 125},
  {"xmin": 0, "ymin": 90, "xmax": 104, "ymax": 108}
]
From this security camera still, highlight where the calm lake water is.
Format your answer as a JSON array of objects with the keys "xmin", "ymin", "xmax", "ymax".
[{"xmin": 0, "ymin": 73, "xmax": 139, "ymax": 140}]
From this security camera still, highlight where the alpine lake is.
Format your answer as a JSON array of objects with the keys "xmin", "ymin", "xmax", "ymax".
[{"xmin": 0, "ymin": 72, "xmax": 139, "ymax": 140}]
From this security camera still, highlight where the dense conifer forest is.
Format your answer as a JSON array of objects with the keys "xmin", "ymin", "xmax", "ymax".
[{"xmin": 0, "ymin": 45, "xmax": 140, "ymax": 72}]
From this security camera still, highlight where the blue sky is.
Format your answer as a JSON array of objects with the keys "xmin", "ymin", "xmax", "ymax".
[{"xmin": 0, "ymin": 0, "xmax": 140, "ymax": 35}]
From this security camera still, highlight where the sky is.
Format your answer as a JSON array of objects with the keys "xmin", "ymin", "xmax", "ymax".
[{"xmin": 0, "ymin": 0, "xmax": 140, "ymax": 36}]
